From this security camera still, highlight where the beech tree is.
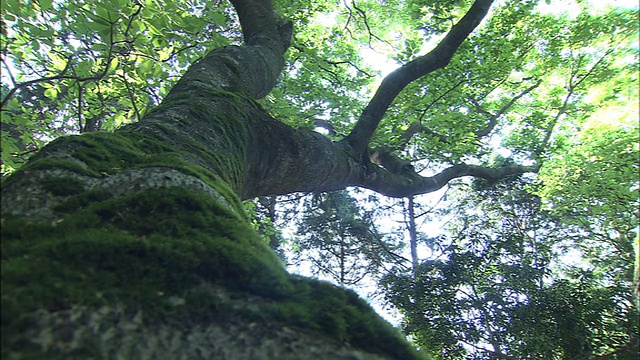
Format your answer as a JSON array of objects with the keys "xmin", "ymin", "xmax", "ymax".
[{"xmin": 1, "ymin": 0, "xmax": 636, "ymax": 358}]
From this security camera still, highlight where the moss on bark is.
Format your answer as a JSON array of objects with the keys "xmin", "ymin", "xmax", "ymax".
[
  {"xmin": 1, "ymin": 93, "xmax": 426, "ymax": 359},
  {"xmin": 2, "ymin": 185, "xmax": 425, "ymax": 359}
]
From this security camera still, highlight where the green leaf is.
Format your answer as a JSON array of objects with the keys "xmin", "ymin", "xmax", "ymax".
[
  {"xmin": 209, "ymin": 11, "xmax": 227, "ymax": 25},
  {"xmin": 107, "ymin": 57, "xmax": 119, "ymax": 73},
  {"xmin": 39, "ymin": 0, "xmax": 53, "ymax": 11},
  {"xmin": 136, "ymin": 59, "xmax": 153, "ymax": 77},
  {"xmin": 44, "ymin": 87, "xmax": 58, "ymax": 100},
  {"xmin": 47, "ymin": 52, "xmax": 67, "ymax": 71}
]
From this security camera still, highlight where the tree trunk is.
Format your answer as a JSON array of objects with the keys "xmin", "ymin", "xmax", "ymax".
[
  {"xmin": 0, "ymin": 51, "xmax": 423, "ymax": 359},
  {"xmin": 408, "ymin": 196, "xmax": 420, "ymax": 279},
  {"xmin": 1, "ymin": 0, "xmax": 538, "ymax": 357},
  {"xmin": 0, "ymin": 1, "xmax": 427, "ymax": 359}
]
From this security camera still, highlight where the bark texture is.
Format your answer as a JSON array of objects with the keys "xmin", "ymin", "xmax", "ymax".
[
  {"xmin": 8, "ymin": 286, "xmax": 393, "ymax": 360},
  {"xmin": 0, "ymin": 130, "xmax": 423, "ymax": 359}
]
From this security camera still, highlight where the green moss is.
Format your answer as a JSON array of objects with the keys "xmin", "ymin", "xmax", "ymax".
[
  {"xmin": 1, "ymin": 187, "xmax": 287, "ymax": 352},
  {"xmin": 4, "ymin": 128, "xmax": 248, "ymax": 215},
  {"xmin": 1, "ymin": 93, "xmax": 424, "ymax": 359},
  {"xmin": 3, "ymin": 90, "xmax": 257, "ymax": 200},
  {"xmin": 41, "ymin": 176, "xmax": 86, "ymax": 196},
  {"xmin": 1, "ymin": 186, "xmax": 425, "ymax": 359},
  {"xmin": 53, "ymin": 189, "xmax": 113, "ymax": 213},
  {"xmin": 261, "ymin": 277, "xmax": 425, "ymax": 359},
  {"xmin": 17, "ymin": 132, "xmax": 162, "ymax": 177},
  {"xmin": 145, "ymin": 92, "xmax": 193, "ymax": 116}
]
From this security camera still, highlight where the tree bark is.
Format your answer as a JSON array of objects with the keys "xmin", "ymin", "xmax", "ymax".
[{"xmin": 0, "ymin": 0, "xmax": 534, "ymax": 358}]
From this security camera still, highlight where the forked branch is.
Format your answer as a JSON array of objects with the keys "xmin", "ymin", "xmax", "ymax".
[{"xmin": 343, "ymin": 0, "xmax": 495, "ymax": 154}]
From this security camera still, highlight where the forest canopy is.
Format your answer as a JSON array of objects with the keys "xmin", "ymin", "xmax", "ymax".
[{"xmin": 2, "ymin": 0, "xmax": 637, "ymax": 179}]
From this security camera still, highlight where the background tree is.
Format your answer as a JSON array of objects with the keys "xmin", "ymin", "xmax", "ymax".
[
  {"xmin": 292, "ymin": 190, "xmax": 404, "ymax": 286},
  {"xmin": 382, "ymin": 174, "xmax": 638, "ymax": 359},
  {"xmin": 244, "ymin": 194, "xmax": 302, "ymax": 259},
  {"xmin": 537, "ymin": 116, "xmax": 638, "ymax": 287}
]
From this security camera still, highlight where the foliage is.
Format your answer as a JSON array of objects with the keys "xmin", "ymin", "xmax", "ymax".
[
  {"xmin": 381, "ymin": 177, "xmax": 638, "ymax": 359},
  {"xmin": 1, "ymin": 0, "xmax": 234, "ymax": 173},
  {"xmin": 245, "ymin": 194, "xmax": 304, "ymax": 260},
  {"xmin": 537, "ymin": 116, "xmax": 639, "ymax": 280},
  {"xmin": 3, "ymin": 0, "xmax": 636, "ymax": 178},
  {"xmin": 2, "ymin": 0, "xmax": 638, "ymax": 357},
  {"xmin": 240, "ymin": 2, "xmax": 638, "ymax": 356}
]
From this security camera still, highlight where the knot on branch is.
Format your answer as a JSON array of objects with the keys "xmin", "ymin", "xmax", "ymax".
[{"xmin": 370, "ymin": 147, "xmax": 415, "ymax": 176}]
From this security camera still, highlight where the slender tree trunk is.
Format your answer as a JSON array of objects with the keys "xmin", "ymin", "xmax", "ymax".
[
  {"xmin": 408, "ymin": 196, "xmax": 420, "ymax": 279},
  {"xmin": 634, "ymin": 234, "xmax": 640, "ymax": 308},
  {"xmin": 406, "ymin": 196, "xmax": 426, "ymax": 329}
]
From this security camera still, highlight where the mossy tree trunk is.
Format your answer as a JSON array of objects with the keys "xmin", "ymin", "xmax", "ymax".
[
  {"xmin": 0, "ymin": 0, "xmax": 425, "ymax": 358},
  {"xmin": 1, "ymin": 0, "xmax": 530, "ymax": 358}
]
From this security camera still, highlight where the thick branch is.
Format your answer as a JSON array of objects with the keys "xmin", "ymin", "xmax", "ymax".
[
  {"xmin": 230, "ymin": 0, "xmax": 292, "ymax": 51},
  {"xmin": 343, "ymin": 0, "xmax": 494, "ymax": 154},
  {"xmin": 123, "ymin": 0, "xmax": 520, "ymax": 201},
  {"xmin": 162, "ymin": 0, "xmax": 292, "ymax": 100},
  {"xmin": 242, "ymin": 113, "xmax": 365, "ymax": 198},
  {"xmin": 362, "ymin": 162, "xmax": 538, "ymax": 197},
  {"xmin": 237, "ymin": 113, "xmax": 536, "ymax": 198}
]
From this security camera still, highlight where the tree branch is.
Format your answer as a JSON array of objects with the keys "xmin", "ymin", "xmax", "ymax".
[
  {"xmin": 395, "ymin": 79, "xmax": 539, "ymax": 149},
  {"xmin": 474, "ymin": 80, "xmax": 541, "ymax": 137},
  {"xmin": 538, "ymin": 48, "xmax": 614, "ymax": 155},
  {"xmin": 184, "ymin": 0, "xmax": 293, "ymax": 99},
  {"xmin": 343, "ymin": 0, "xmax": 494, "ymax": 154},
  {"xmin": 230, "ymin": 0, "xmax": 290, "ymax": 50},
  {"xmin": 362, "ymin": 162, "xmax": 538, "ymax": 197},
  {"xmin": 1, "ymin": 13, "xmax": 121, "ymax": 110},
  {"xmin": 397, "ymin": 122, "xmax": 450, "ymax": 148}
]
